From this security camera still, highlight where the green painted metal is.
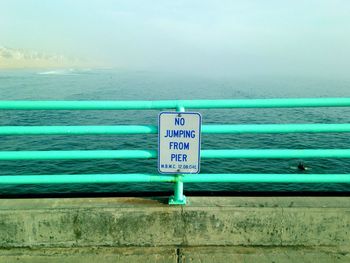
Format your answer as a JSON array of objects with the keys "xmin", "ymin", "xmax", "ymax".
[
  {"xmin": 201, "ymin": 149, "xmax": 350, "ymax": 159},
  {"xmin": 1, "ymin": 98, "xmax": 350, "ymax": 205},
  {"xmin": 171, "ymin": 173, "xmax": 186, "ymax": 205},
  {"xmin": 0, "ymin": 150, "xmax": 157, "ymax": 160},
  {"xmin": 182, "ymin": 174, "xmax": 350, "ymax": 183},
  {"xmin": 0, "ymin": 174, "xmax": 349, "ymax": 184},
  {"xmin": 169, "ymin": 191, "xmax": 187, "ymax": 205},
  {"xmin": 202, "ymin": 124, "xmax": 350, "ymax": 134},
  {"xmin": 170, "ymin": 105, "xmax": 187, "ymax": 205},
  {"xmin": 0, "ymin": 174, "xmax": 175, "ymax": 184},
  {"xmin": 0, "ymin": 98, "xmax": 350, "ymax": 110},
  {"xmin": 0, "ymin": 125, "xmax": 158, "ymax": 135},
  {"xmin": 1, "ymin": 123, "xmax": 350, "ymax": 135},
  {"xmin": 0, "ymin": 149, "xmax": 350, "ymax": 160}
]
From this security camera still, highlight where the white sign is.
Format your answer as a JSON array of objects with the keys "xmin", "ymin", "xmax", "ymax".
[{"xmin": 158, "ymin": 112, "xmax": 201, "ymax": 174}]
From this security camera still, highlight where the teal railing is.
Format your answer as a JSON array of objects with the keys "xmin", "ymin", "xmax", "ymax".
[{"xmin": 0, "ymin": 98, "xmax": 350, "ymax": 205}]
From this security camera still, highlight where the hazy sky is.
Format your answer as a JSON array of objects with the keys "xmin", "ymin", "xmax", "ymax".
[{"xmin": 1, "ymin": 0, "xmax": 350, "ymax": 77}]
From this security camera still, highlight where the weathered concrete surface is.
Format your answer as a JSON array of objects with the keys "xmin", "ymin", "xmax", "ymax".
[
  {"xmin": 0, "ymin": 196, "xmax": 349, "ymax": 261},
  {"xmin": 0, "ymin": 246, "xmax": 349, "ymax": 263},
  {"xmin": 0, "ymin": 247, "xmax": 177, "ymax": 263},
  {"xmin": 181, "ymin": 246, "xmax": 350, "ymax": 263}
]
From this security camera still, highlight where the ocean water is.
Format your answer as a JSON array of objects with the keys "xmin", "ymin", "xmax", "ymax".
[{"xmin": 1, "ymin": 69, "xmax": 350, "ymax": 195}]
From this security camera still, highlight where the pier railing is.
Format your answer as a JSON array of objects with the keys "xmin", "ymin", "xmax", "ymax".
[{"xmin": 1, "ymin": 98, "xmax": 350, "ymax": 204}]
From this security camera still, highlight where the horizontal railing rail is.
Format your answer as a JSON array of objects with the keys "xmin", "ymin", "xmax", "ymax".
[
  {"xmin": 0, "ymin": 174, "xmax": 349, "ymax": 184},
  {"xmin": 1, "ymin": 124, "xmax": 350, "ymax": 135},
  {"xmin": 0, "ymin": 149, "xmax": 350, "ymax": 160},
  {"xmin": 1, "ymin": 98, "xmax": 350, "ymax": 204},
  {"xmin": 1, "ymin": 98, "xmax": 350, "ymax": 110}
]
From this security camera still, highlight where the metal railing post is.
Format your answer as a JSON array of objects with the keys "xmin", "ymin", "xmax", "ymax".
[{"xmin": 169, "ymin": 104, "xmax": 187, "ymax": 205}]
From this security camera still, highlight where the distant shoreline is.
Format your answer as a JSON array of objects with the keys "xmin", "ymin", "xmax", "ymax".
[{"xmin": 0, "ymin": 46, "xmax": 91, "ymax": 69}]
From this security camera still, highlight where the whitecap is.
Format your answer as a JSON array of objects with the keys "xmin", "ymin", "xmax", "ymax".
[{"xmin": 37, "ymin": 69, "xmax": 81, "ymax": 75}]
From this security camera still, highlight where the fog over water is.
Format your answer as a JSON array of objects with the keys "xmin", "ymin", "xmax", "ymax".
[{"xmin": 1, "ymin": 1, "xmax": 350, "ymax": 78}]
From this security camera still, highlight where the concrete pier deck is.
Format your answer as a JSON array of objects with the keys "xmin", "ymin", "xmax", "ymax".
[{"xmin": 0, "ymin": 196, "xmax": 349, "ymax": 262}]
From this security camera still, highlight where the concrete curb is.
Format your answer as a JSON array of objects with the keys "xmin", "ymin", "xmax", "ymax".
[{"xmin": 0, "ymin": 197, "xmax": 349, "ymax": 261}]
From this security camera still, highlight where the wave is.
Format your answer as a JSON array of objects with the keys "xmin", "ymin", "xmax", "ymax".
[{"xmin": 37, "ymin": 68, "xmax": 91, "ymax": 75}]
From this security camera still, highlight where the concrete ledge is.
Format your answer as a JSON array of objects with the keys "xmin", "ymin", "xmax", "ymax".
[
  {"xmin": 0, "ymin": 246, "xmax": 349, "ymax": 263},
  {"xmin": 0, "ymin": 247, "xmax": 177, "ymax": 263},
  {"xmin": 181, "ymin": 246, "xmax": 350, "ymax": 263},
  {"xmin": 0, "ymin": 196, "xmax": 349, "ymax": 261}
]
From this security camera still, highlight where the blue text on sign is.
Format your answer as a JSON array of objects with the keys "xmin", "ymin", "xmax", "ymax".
[
  {"xmin": 169, "ymin": 142, "xmax": 190, "ymax": 150},
  {"xmin": 171, "ymin": 154, "xmax": 188, "ymax": 162},
  {"xmin": 175, "ymin": 117, "xmax": 185, "ymax": 126}
]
